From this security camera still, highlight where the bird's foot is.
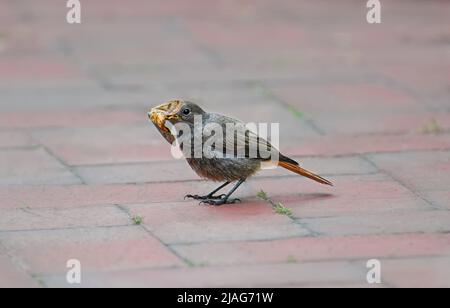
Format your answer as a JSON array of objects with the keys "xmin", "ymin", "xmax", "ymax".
[
  {"xmin": 185, "ymin": 194, "xmax": 225, "ymax": 201},
  {"xmin": 199, "ymin": 197, "xmax": 241, "ymax": 206}
]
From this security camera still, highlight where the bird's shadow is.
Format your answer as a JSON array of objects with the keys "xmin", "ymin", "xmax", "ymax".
[
  {"xmin": 279, "ymin": 193, "xmax": 335, "ymax": 203},
  {"xmin": 246, "ymin": 192, "xmax": 335, "ymax": 205}
]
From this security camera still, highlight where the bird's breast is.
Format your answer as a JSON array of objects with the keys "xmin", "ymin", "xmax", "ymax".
[{"xmin": 186, "ymin": 157, "xmax": 261, "ymax": 182}]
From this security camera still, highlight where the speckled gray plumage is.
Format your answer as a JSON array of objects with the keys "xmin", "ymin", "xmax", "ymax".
[{"xmin": 181, "ymin": 112, "xmax": 270, "ymax": 181}]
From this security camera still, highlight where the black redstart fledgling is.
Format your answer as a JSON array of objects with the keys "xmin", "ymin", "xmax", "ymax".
[{"xmin": 149, "ymin": 99, "xmax": 332, "ymax": 205}]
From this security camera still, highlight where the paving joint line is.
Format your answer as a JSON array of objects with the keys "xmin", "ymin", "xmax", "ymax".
[
  {"xmin": 362, "ymin": 154, "xmax": 443, "ymax": 211},
  {"xmin": 115, "ymin": 204, "xmax": 193, "ymax": 268}
]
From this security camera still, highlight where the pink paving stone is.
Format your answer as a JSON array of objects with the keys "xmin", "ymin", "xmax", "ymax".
[
  {"xmin": 380, "ymin": 113, "xmax": 450, "ymax": 133},
  {"xmin": 0, "ymin": 1, "xmax": 13, "ymax": 18},
  {"xmin": 301, "ymin": 210, "xmax": 450, "ymax": 236},
  {"xmin": 312, "ymin": 112, "xmax": 450, "ymax": 135},
  {"xmin": 0, "ymin": 253, "xmax": 40, "ymax": 288},
  {"xmin": 0, "ymin": 27, "xmax": 45, "ymax": 56},
  {"xmin": 0, "ymin": 58, "xmax": 80, "ymax": 79},
  {"xmin": 423, "ymin": 191, "xmax": 450, "ymax": 210},
  {"xmin": 381, "ymin": 257, "xmax": 450, "ymax": 288},
  {"xmin": 329, "ymin": 83, "xmax": 416, "ymax": 107},
  {"xmin": 0, "ymin": 147, "xmax": 82, "ymax": 185},
  {"xmin": 172, "ymin": 234, "xmax": 450, "ymax": 266},
  {"xmin": 74, "ymin": 160, "xmax": 200, "ymax": 184},
  {"xmin": 284, "ymin": 133, "xmax": 450, "ymax": 157},
  {"xmin": 31, "ymin": 125, "xmax": 173, "ymax": 165},
  {"xmin": 0, "ymin": 181, "xmax": 209, "ymax": 209},
  {"xmin": 0, "ymin": 35, "xmax": 6, "ymax": 54},
  {"xmin": 0, "ymin": 226, "xmax": 184, "ymax": 275},
  {"xmin": 3, "ymin": 75, "xmax": 96, "ymax": 90},
  {"xmin": 82, "ymin": 0, "xmax": 221, "ymax": 19},
  {"xmin": 43, "ymin": 261, "xmax": 365, "ymax": 288},
  {"xmin": 125, "ymin": 201, "xmax": 309, "ymax": 244},
  {"xmin": 378, "ymin": 63, "xmax": 450, "ymax": 94},
  {"xmin": 187, "ymin": 19, "xmax": 308, "ymax": 49},
  {"xmin": 246, "ymin": 173, "xmax": 430, "ymax": 218},
  {"xmin": 71, "ymin": 28, "xmax": 210, "ymax": 67},
  {"xmin": 269, "ymin": 83, "xmax": 422, "ymax": 116},
  {"xmin": 369, "ymin": 151, "xmax": 450, "ymax": 194},
  {"xmin": 0, "ymin": 131, "xmax": 35, "ymax": 148},
  {"xmin": 53, "ymin": 144, "xmax": 172, "ymax": 165},
  {"xmin": 0, "ymin": 205, "xmax": 130, "ymax": 231},
  {"xmin": 98, "ymin": 62, "xmax": 272, "ymax": 89},
  {"xmin": 0, "ymin": 109, "xmax": 144, "ymax": 129},
  {"xmin": 0, "ymin": 86, "xmax": 127, "ymax": 112}
]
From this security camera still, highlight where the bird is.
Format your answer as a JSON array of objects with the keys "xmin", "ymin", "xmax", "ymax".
[{"xmin": 148, "ymin": 99, "xmax": 332, "ymax": 206}]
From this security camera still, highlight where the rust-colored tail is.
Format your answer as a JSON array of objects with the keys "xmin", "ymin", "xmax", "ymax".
[{"xmin": 278, "ymin": 160, "xmax": 333, "ymax": 186}]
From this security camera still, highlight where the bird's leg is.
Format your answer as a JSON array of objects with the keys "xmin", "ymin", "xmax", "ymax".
[
  {"xmin": 200, "ymin": 179, "xmax": 246, "ymax": 206},
  {"xmin": 185, "ymin": 181, "xmax": 231, "ymax": 200}
]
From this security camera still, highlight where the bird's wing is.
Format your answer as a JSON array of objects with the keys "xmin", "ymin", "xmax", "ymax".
[
  {"xmin": 204, "ymin": 114, "xmax": 278, "ymax": 161},
  {"xmin": 234, "ymin": 128, "xmax": 276, "ymax": 161}
]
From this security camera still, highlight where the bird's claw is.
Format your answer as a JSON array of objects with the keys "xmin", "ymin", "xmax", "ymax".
[
  {"xmin": 184, "ymin": 194, "xmax": 198, "ymax": 200},
  {"xmin": 185, "ymin": 194, "xmax": 226, "ymax": 200},
  {"xmin": 199, "ymin": 198, "xmax": 241, "ymax": 206}
]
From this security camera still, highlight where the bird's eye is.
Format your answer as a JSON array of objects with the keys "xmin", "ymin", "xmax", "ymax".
[{"xmin": 182, "ymin": 108, "xmax": 191, "ymax": 116}]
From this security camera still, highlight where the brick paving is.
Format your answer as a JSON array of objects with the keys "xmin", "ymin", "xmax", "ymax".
[{"xmin": 0, "ymin": 0, "xmax": 449, "ymax": 288}]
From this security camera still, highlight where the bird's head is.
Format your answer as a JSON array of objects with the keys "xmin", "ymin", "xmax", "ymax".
[{"xmin": 148, "ymin": 99, "xmax": 205, "ymax": 130}]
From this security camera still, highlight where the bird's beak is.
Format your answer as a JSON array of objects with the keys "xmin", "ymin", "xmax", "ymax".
[{"xmin": 148, "ymin": 100, "xmax": 182, "ymax": 132}]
